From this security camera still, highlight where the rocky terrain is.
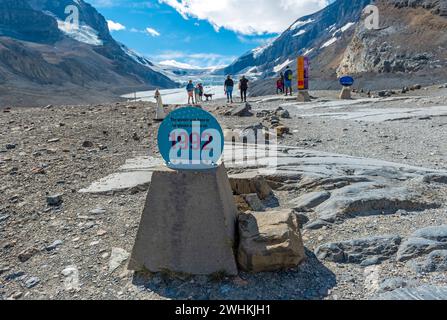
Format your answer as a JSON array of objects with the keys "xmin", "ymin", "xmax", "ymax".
[
  {"xmin": 0, "ymin": 0, "xmax": 177, "ymax": 107},
  {"xmin": 1, "ymin": 83, "xmax": 446, "ymax": 300}
]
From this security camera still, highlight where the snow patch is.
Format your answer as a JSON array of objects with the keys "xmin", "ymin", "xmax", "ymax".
[
  {"xmin": 340, "ymin": 22, "xmax": 355, "ymax": 32},
  {"xmin": 293, "ymin": 29, "xmax": 306, "ymax": 37},
  {"xmin": 120, "ymin": 44, "xmax": 153, "ymax": 67},
  {"xmin": 303, "ymin": 48, "xmax": 314, "ymax": 56},
  {"xmin": 321, "ymin": 37, "xmax": 338, "ymax": 49},
  {"xmin": 273, "ymin": 59, "xmax": 293, "ymax": 73},
  {"xmin": 57, "ymin": 19, "xmax": 103, "ymax": 46},
  {"xmin": 291, "ymin": 19, "xmax": 315, "ymax": 30}
]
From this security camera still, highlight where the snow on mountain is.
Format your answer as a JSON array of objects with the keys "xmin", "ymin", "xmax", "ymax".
[
  {"xmin": 321, "ymin": 37, "xmax": 338, "ymax": 49},
  {"xmin": 56, "ymin": 19, "xmax": 103, "ymax": 46},
  {"xmin": 273, "ymin": 59, "xmax": 293, "ymax": 73}
]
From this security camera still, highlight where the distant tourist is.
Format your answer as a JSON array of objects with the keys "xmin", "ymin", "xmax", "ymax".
[
  {"xmin": 198, "ymin": 83, "xmax": 204, "ymax": 102},
  {"xmin": 224, "ymin": 75, "xmax": 234, "ymax": 103},
  {"xmin": 276, "ymin": 77, "xmax": 284, "ymax": 94},
  {"xmin": 194, "ymin": 84, "xmax": 201, "ymax": 104},
  {"xmin": 186, "ymin": 80, "xmax": 195, "ymax": 104},
  {"xmin": 239, "ymin": 76, "xmax": 249, "ymax": 103},
  {"xmin": 284, "ymin": 66, "xmax": 293, "ymax": 96}
]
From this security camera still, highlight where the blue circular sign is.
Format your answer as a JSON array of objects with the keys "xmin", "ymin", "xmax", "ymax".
[
  {"xmin": 339, "ymin": 76, "xmax": 354, "ymax": 87},
  {"xmin": 157, "ymin": 106, "xmax": 224, "ymax": 170}
]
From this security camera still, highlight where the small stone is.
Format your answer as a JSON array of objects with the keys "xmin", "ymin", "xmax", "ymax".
[
  {"xmin": 6, "ymin": 144, "xmax": 16, "ymax": 150},
  {"xmin": 96, "ymin": 229, "xmax": 107, "ymax": 237},
  {"xmin": 82, "ymin": 141, "xmax": 94, "ymax": 148},
  {"xmin": 109, "ymin": 248, "xmax": 130, "ymax": 273},
  {"xmin": 90, "ymin": 208, "xmax": 106, "ymax": 215},
  {"xmin": 46, "ymin": 240, "xmax": 63, "ymax": 251},
  {"xmin": 18, "ymin": 247, "xmax": 39, "ymax": 263},
  {"xmin": 46, "ymin": 194, "xmax": 63, "ymax": 206},
  {"xmin": 25, "ymin": 277, "xmax": 40, "ymax": 289},
  {"xmin": 4, "ymin": 271, "xmax": 25, "ymax": 281},
  {"xmin": 47, "ymin": 138, "xmax": 60, "ymax": 143},
  {"xmin": 361, "ymin": 257, "xmax": 380, "ymax": 267}
]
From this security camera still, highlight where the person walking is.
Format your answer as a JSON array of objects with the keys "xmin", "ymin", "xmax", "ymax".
[
  {"xmin": 284, "ymin": 66, "xmax": 293, "ymax": 96},
  {"xmin": 239, "ymin": 75, "xmax": 249, "ymax": 103},
  {"xmin": 224, "ymin": 75, "xmax": 234, "ymax": 103},
  {"xmin": 186, "ymin": 80, "xmax": 195, "ymax": 104}
]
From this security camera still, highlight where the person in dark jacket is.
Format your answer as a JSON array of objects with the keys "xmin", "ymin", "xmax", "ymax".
[
  {"xmin": 284, "ymin": 66, "xmax": 293, "ymax": 96},
  {"xmin": 186, "ymin": 80, "xmax": 195, "ymax": 104},
  {"xmin": 239, "ymin": 75, "xmax": 249, "ymax": 102},
  {"xmin": 224, "ymin": 75, "xmax": 234, "ymax": 103}
]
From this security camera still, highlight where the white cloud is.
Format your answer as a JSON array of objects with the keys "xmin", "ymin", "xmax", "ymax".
[
  {"xmin": 153, "ymin": 51, "xmax": 236, "ymax": 68},
  {"xmin": 146, "ymin": 27, "xmax": 161, "ymax": 37},
  {"xmin": 107, "ymin": 20, "xmax": 126, "ymax": 31},
  {"xmin": 159, "ymin": 0, "xmax": 329, "ymax": 35}
]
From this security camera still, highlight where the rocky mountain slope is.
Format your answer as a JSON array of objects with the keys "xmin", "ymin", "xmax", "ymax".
[
  {"xmin": 0, "ymin": 0, "xmax": 177, "ymax": 107},
  {"xmin": 226, "ymin": 0, "xmax": 447, "ymax": 95},
  {"xmin": 222, "ymin": 0, "xmax": 371, "ymax": 80},
  {"xmin": 338, "ymin": 0, "xmax": 447, "ymax": 84}
]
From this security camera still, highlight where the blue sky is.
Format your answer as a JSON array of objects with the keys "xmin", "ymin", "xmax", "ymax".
[{"xmin": 87, "ymin": 0, "xmax": 330, "ymax": 68}]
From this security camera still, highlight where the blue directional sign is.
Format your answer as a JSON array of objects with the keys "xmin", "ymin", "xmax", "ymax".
[
  {"xmin": 339, "ymin": 76, "xmax": 355, "ymax": 87},
  {"xmin": 157, "ymin": 107, "xmax": 224, "ymax": 170}
]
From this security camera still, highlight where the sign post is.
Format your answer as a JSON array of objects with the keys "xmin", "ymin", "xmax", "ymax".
[
  {"xmin": 297, "ymin": 56, "xmax": 311, "ymax": 102},
  {"xmin": 339, "ymin": 75, "xmax": 355, "ymax": 100},
  {"xmin": 128, "ymin": 106, "xmax": 239, "ymax": 276}
]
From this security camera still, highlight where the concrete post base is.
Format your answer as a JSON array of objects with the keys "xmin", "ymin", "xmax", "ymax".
[
  {"xmin": 128, "ymin": 164, "xmax": 239, "ymax": 276},
  {"xmin": 297, "ymin": 90, "xmax": 311, "ymax": 102},
  {"xmin": 339, "ymin": 87, "xmax": 352, "ymax": 99}
]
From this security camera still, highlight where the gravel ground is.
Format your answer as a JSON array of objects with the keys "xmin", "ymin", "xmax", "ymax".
[{"xmin": 0, "ymin": 86, "xmax": 446, "ymax": 300}]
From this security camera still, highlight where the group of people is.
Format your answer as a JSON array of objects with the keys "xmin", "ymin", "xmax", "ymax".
[
  {"xmin": 224, "ymin": 75, "xmax": 249, "ymax": 103},
  {"xmin": 185, "ymin": 65, "xmax": 294, "ymax": 105},
  {"xmin": 186, "ymin": 75, "xmax": 250, "ymax": 105},
  {"xmin": 186, "ymin": 81, "xmax": 205, "ymax": 105},
  {"xmin": 276, "ymin": 66, "xmax": 294, "ymax": 96}
]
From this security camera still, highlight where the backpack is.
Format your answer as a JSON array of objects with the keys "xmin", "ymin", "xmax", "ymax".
[{"xmin": 285, "ymin": 70, "xmax": 293, "ymax": 81}]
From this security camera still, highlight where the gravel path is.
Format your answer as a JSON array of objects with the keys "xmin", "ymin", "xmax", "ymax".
[{"xmin": 1, "ymin": 86, "xmax": 446, "ymax": 300}]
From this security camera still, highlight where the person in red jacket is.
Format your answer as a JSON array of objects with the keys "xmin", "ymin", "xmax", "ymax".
[{"xmin": 276, "ymin": 77, "xmax": 284, "ymax": 94}]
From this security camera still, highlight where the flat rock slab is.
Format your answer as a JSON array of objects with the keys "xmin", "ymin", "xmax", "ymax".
[
  {"xmin": 300, "ymin": 105, "xmax": 447, "ymax": 122},
  {"xmin": 397, "ymin": 225, "xmax": 447, "ymax": 262},
  {"xmin": 315, "ymin": 236, "xmax": 402, "ymax": 264},
  {"xmin": 79, "ymin": 145, "xmax": 447, "ymax": 199},
  {"xmin": 79, "ymin": 157, "xmax": 163, "ymax": 194},
  {"xmin": 375, "ymin": 285, "xmax": 447, "ymax": 300}
]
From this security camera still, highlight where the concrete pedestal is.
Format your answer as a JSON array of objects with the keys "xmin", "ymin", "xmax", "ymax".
[
  {"xmin": 128, "ymin": 164, "xmax": 239, "ymax": 276},
  {"xmin": 297, "ymin": 90, "xmax": 311, "ymax": 102},
  {"xmin": 339, "ymin": 87, "xmax": 352, "ymax": 99}
]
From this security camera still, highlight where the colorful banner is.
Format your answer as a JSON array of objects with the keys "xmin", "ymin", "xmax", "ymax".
[{"xmin": 297, "ymin": 56, "xmax": 309, "ymax": 90}]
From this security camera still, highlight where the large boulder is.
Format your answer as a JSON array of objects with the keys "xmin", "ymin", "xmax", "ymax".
[{"xmin": 237, "ymin": 209, "xmax": 306, "ymax": 272}]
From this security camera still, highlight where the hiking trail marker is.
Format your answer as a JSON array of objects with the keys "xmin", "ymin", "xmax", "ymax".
[
  {"xmin": 297, "ymin": 56, "xmax": 311, "ymax": 102},
  {"xmin": 158, "ymin": 107, "xmax": 224, "ymax": 170},
  {"xmin": 339, "ymin": 75, "xmax": 354, "ymax": 99},
  {"xmin": 128, "ymin": 106, "xmax": 238, "ymax": 276}
]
